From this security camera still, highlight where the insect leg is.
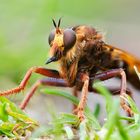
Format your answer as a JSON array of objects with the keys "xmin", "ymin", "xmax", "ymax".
[
  {"xmin": 20, "ymin": 78, "xmax": 69, "ymax": 109},
  {"xmin": 72, "ymin": 87, "xmax": 79, "ymax": 110},
  {"xmin": 109, "ymin": 88, "xmax": 133, "ymax": 98},
  {"xmin": 90, "ymin": 68, "xmax": 133, "ymax": 116},
  {"xmin": 90, "ymin": 87, "xmax": 133, "ymax": 116},
  {"xmin": 90, "ymin": 87, "xmax": 133, "ymax": 98},
  {"xmin": 0, "ymin": 67, "xmax": 60, "ymax": 96},
  {"xmin": 75, "ymin": 73, "xmax": 89, "ymax": 121}
]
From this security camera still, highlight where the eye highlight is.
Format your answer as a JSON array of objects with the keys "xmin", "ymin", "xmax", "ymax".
[
  {"xmin": 63, "ymin": 29, "xmax": 76, "ymax": 51},
  {"xmin": 48, "ymin": 29, "xmax": 55, "ymax": 45}
]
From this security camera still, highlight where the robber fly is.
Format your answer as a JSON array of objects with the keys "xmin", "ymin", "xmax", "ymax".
[{"xmin": 0, "ymin": 18, "xmax": 140, "ymax": 121}]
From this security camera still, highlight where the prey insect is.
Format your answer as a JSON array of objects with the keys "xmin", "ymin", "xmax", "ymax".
[{"xmin": 0, "ymin": 18, "xmax": 140, "ymax": 121}]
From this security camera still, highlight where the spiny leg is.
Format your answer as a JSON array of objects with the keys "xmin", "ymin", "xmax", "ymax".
[
  {"xmin": 90, "ymin": 68, "xmax": 133, "ymax": 116},
  {"xmin": 20, "ymin": 78, "xmax": 69, "ymax": 109},
  {"xmin": 75, "ymin": 73, "xmax": 89, "ymax": 121},
  {"xmin": 0, "ymin": 67, "xmax": 60, "ymax": 96}
]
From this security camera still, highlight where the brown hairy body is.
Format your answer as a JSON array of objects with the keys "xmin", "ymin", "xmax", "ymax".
[{"xmin": 60, "ymin": 25, "xmax": 140, "ymax": 90}]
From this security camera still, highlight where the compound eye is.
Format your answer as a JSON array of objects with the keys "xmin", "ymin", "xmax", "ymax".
[
  {"xmin": 63, "ymin": 29, "xmax": 76, "ymax": 51},
  {"xmin": 48, "ymin": 29, "xmax": 55, "ymax": 45}
]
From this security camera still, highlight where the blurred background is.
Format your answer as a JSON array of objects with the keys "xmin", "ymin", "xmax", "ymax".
[{"xmin": 0, "ymin": 0, "xmax": 140, "ymax": 124}]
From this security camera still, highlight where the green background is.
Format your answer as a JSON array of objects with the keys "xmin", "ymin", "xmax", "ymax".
[
  {"xmin": 0, "ymin": 0, "xmax": 140, "ymax": 86},
  {"xmin": 0, "ymin": 0, "xmax": 140, "ymax": 123}
]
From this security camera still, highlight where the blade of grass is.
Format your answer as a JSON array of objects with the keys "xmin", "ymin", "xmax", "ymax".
[
  {"xmin": 93, "ymin": 81, "xmax": 112, "ymax": 115},
  {"xmin": 119, "ymin": 116, "xmax": 135, "ymax": 122},
  {"xmin": 94, "ymin": 81, "xmax": 130, "ymax": 140},
  {"xmin": 5, "ymin": 104, "xmax": 38, "ymax": 125},
  {"xmin": 42, "ymin": 88, "xmax": 79, "ymax": 105},
  {"xmin": 116, "ymin": 119, "xmax": 129, "ymax": 140},
  {"xmin": 103, "ymin": 99, "xmax": 120, "ymax": 140},
  {"xmin": 52, "ymin": 113, "xmax": 79, "ymax": 125},
  {"xmin": 42, "ymin": 88, "xmax": 101, "ymax": 129},
  {"xmin": 121, "ymin": 94, "xmax": 139, "ymax": 114},
  {"xmin": 0, "ymin": 97, "xmax": 26, "ymax": 115},
  {"xmin": 0, "ymin": 129, "xmax": 14, "ymax": 138},
  {"xmin": 0, "ymin": 102, "xmax": 8, "ymax": 121},
  {"xmin": 134, "ymin": 66, "xmax": 140, "ymax": 81},
  {"xmin": 93, "ymin": 103, "xmax": 100, "ymax": 118},
  {"xmin": 64, "ymin": 125, "xmax": 74, "ymax": 139},
  {"xmin": 79, "ymin": 120, "xmax": 90, "ymax": 140}
]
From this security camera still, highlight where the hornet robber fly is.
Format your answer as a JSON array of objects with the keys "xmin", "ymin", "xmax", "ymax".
[{"xmin": 0, "ymin": 18, "xmax": 140, "ymax": 121}]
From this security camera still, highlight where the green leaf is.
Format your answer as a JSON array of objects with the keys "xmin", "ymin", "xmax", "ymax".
[
  {"xmin": 0, "ymin": 122, "xmax": 16, "ymax": 138},
  {"xmin": 116, "ymin": 119, "xmax": 129, "ymax": 140},
  {"xmin": 42, "ymin": 88, "xmax": 79, "ymax": 105},
  {"xmin": 79, "ymin": 120, "xmax": 90, "ymax": 140},
  {"xmin": 0, "ymin": 129, "xmax": 14, "ymax": 138},
  {"xmin": 5, "ymin": 104, "xmax": 38, "ymax": 125},
  {"xmin": 43, "ymin": 88, "xmax": 101, "ymax": 129},
  {"xmin": 119, "ymin": 116, "xmax": 135, "ymax": 122},
  {"xmin": 0, "ymin": 102, "xmax": 8, "ymax": 121},
  {"xmin": 104, "ymin": 99, "xmax": 120, "ymax": 140},
  {"xmin": 64, "ymin": 125, "xmax": 74, "ymax": 139},
  {"xmin": 93, "ymin": 103, "xmax": 101, "ymax": 118},
  {"xmin": 93, "ymin": 81, "xmax": 113, "ymax": 114},
  {"xmin": 59, "ymin": 113, "xmax": 79, "ymax": 125},
  {"xmin": 0, "ymin": 96, "xmax": 38, "ymax": 138},
  {"xmin": 0, "ymin": 96, "xmax": 25, "ymax": 115},
  {"xmin": 122, "ymin": 94, "xmax": 139, "ymax": 114}
]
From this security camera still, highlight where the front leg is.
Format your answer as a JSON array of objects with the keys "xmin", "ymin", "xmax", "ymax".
[{"xmin": 0, "ymin": 67, "xmax": 60, "ymax": 96}]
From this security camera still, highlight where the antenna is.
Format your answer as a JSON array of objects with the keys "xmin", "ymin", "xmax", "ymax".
[
  {"xmin": 52, "ymin": 19, "xmax": 57, "ymax": 28},
  {"xmin": 58, "ymin": 18, "xmax": 61, "ymax": 28},
  {"xmin": 52, "ymin": 18, "xmax": 62, "ymax": 28}
]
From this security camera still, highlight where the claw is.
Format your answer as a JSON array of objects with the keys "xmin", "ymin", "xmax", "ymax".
[
  {"xmin": 78, "ymin": 110, "xmax": 85, "ymax": 121},
  {"xmin": 73, "ymin": 106, "xmax": 85, "ymax": 122}
]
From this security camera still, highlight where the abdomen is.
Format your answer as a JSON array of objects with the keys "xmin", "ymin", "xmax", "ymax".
[{"xmin": 105, "ymin": 44, "xmax": 140, "ymax": 90}]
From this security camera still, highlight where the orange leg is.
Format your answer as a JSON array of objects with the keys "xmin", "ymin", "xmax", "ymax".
[
  {"xmin": 0, "ymin": 67, "xmax": 60, "ymax": 96},
  {"xmin": 75, "ymin": 73, "xmax": 89, "ymax": 121}
]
